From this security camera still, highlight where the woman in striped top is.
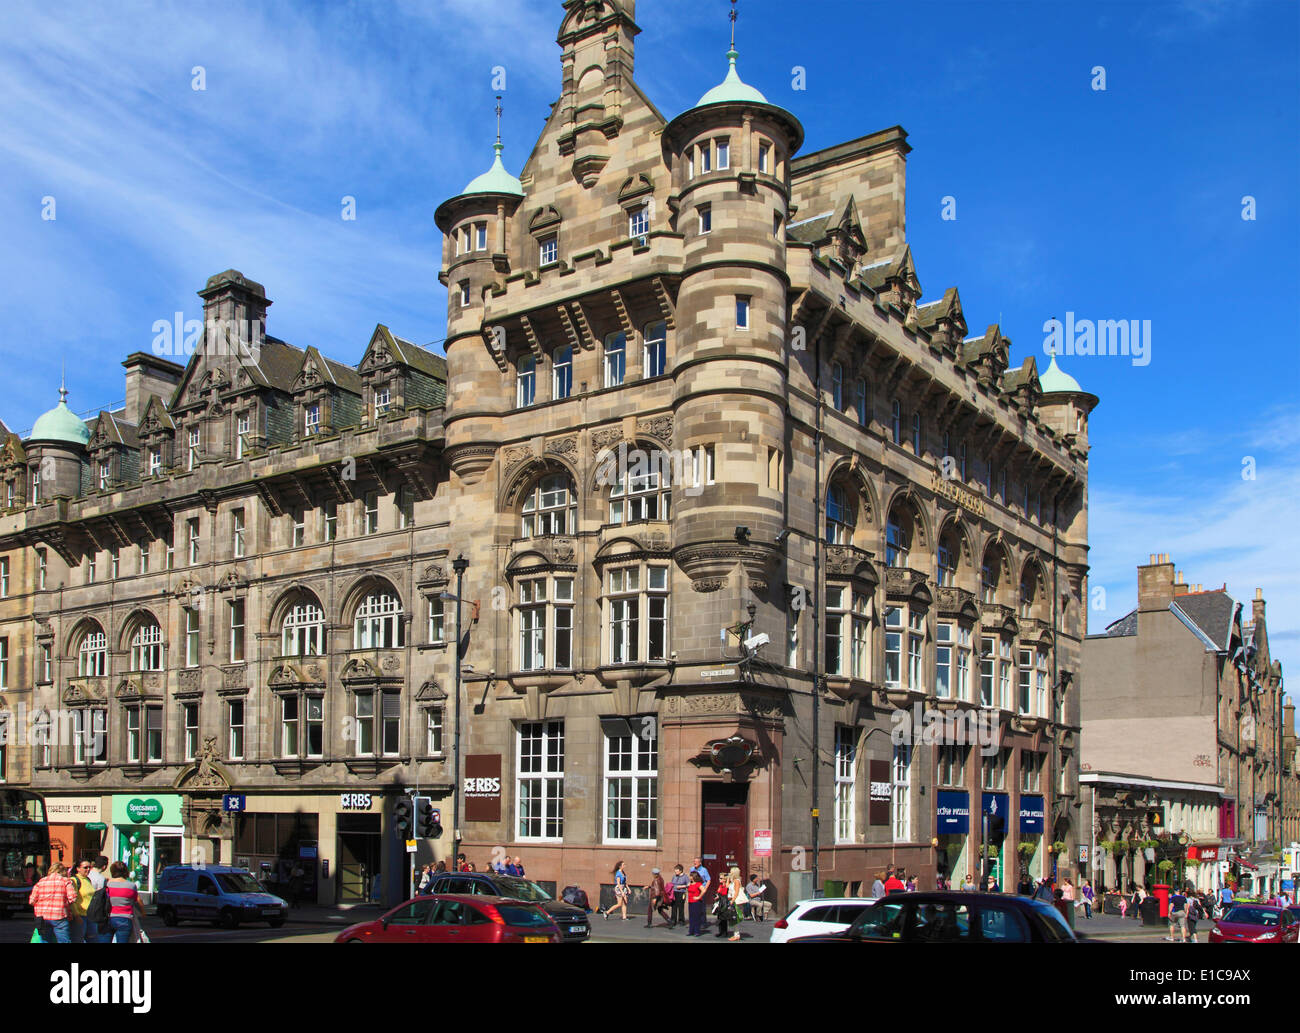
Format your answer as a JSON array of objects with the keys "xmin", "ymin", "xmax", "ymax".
[{"xmin": 104, "ymin": 861, "xmax": 145, "ymax": 943}]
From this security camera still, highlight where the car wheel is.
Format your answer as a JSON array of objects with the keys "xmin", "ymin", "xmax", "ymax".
[
  {"xmin": 219, "ymin": 908, "xmax": 239, "ymax": 930},
  {"xmin": 160, "ymin": 907, "xmax": 178, "ymax": 927},
  {"xmin": 268, "ymin": 918, "xmax": 285, "ymax": 928}
]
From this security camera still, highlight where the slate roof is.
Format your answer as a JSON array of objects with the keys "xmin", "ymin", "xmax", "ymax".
[
  {"xmin": 91, "ymin": 410, "xmax": 140, "ymax": 449},
  {"xmin": 786, "ymin": 210, "xmax": 834, "ymax": 244},
  {"xmin": 300, "ymin": 346, "xmax": 363, "ymax": 396},
  {"xmin": 1104, "ymin": 609, "xmax": 1138, "ymax": 637},
  {"xmin": 1170, "ymin": 590, "xmax": 1236, "ymax": 652},
  {"xmin": 917, "ymin": 287, "xmax": 962, "ymax": 327},
  {"xmin": 384, "ymin": 329, "xmax": 448, "ymax": 382},
  {"xmin": 858, "ymin": 244, "xmax": 914, "ymax": 292},
  {"xmin": 1001, "ymin": 356, "xmax": 1040, "ymax": 395}
]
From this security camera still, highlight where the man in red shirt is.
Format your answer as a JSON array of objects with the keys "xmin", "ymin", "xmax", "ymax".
[
  {"xmin": 883, "ymin": 868, "xmax": 906, "ymax": 895},
  {"xmin": 29, "ymin": 862, "xmax": 77, "ymax": 943}
]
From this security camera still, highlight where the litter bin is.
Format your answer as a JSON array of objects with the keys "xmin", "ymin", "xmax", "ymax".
[
  {"xmin": 1138, "ymin": 894, "xmax": 1160, "ymax": 926},
  {"xmin": 1153, "ymin": 883, "xmax": 1170, "ymax": 919}
]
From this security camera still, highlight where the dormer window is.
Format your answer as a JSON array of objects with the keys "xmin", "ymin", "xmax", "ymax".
[
  {"xmin": 540, "ymin": 236, "xmax": 558, "ymax": 268},
  {"xmin": 187, "ymin": 427, "xmax": 200, "ymax": 471},
  {"xmin": 149, "ymin": 448, "xmax": 162, "ymax": 476},
  {"xmin": 374, "ymin": 387, "xmax": 391, "ymax": 419},
  {"xmin": 98, "ymin": 460, "xmax": 110, "ymax": 491},
  {"xmin": 305, "ymin": 404, "xmax": 321, "ymax": 436},
  {"xmin": 235, "ymin": 413, "xmax": 250, "ymax": 458}
]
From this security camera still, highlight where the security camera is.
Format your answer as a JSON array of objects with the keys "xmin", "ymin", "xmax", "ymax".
[
  {"xmin": 775, "ymin": 529, "xmax": 791, "ymax": 545},
  {"xmin": 735, "ymin": 525, "xmax": 750, "ymax": 541}
]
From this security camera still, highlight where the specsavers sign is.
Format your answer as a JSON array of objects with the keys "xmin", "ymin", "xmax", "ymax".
[{"xmin": 111, "ymin": 795, "xmax": 183, "ymax": 826}]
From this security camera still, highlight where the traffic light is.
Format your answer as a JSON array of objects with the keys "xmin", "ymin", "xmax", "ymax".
[
  {"xmin": 415, "ymin": 796, "xmax": 442, "ymax": 839},
  {"xmin": 392, "ymin": 796, "xmax": 413, "ymax": 837}
]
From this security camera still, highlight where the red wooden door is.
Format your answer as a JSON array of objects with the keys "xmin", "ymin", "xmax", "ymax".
[{"xmin": 702, "ymin": 782, "xmax": 749, "ymax": 878}]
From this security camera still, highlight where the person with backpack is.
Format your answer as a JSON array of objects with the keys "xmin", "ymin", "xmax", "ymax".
[
  {"xmin": 103, "ymin": 861, "xmax": 146, "ymax": 943},
  {"xmin": 67, "ymin": 861, "xmax": 96, "ymax": 943},
  {"xmin": 1167, "ymin": 887, "xmax": 1188, "ymax": 943},
  {"xmin": 1185, "ymin": 887, "xmax": 1203, "ymax": 942}
]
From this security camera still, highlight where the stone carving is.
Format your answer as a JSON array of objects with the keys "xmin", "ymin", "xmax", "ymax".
[
  {"xmin": 503, "ymin": 446, "xmax": 533, "ymax": 472},
  {"xmin": 423, "ymin": 564, "xmax": 447, "ymax": 584},
  {"xmin": 546, "ymin": 436, "xmax": 578, "ymax": 459},
  {"xmin": 692, "ymin": 578, "xmax": 724, "ymax": 593},
  {"xmin": 637, "ymin": 414, "xmax": 672, "ymax": 443},
  {"xmin": 222, "ymin": 666, "xmax": 245, "ymax": 688},
  {"xmin": 177, "ymin": 669, "xmax": 200, "ymax": 689},
  {"xmin": 554, "ymin": 539, "xmax": 576, "ymax": 563},
  {"xmin": 184, "ymin": 737, "xmax": 228, "ymax": 789},
  {"xmin": 591, "ymin": 427, "xmax": 623, "ymax": 455},
  {"xmin": 381, "ymin": 655, "xmax": 400, "ymax": 673}
]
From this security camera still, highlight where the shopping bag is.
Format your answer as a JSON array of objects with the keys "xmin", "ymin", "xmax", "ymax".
[{"xmin": 30, "ymin": 926, "xmax": 44, "ymax": 944}]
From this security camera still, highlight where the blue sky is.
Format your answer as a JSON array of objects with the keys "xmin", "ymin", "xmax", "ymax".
[{"xmin": 0, "ymin": 0, "xmax": 1296, "ymax": 670}]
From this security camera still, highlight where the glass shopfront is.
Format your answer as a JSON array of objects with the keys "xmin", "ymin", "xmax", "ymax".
[
  {"xmin": 110, "ymin": 795, "xmax": 184, "ymax": 896},
  {"xmin": 936, "ymin": 790, "xmax": 970, "ymax": 885}
]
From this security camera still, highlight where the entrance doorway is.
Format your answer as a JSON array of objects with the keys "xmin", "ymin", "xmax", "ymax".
[
  {"xmin": 702, "ymin": 782, "xmax": 749, "ymax": 878},
  {"xmin": 337, "ymin": 815, "xmax": 381, "ymax": 903}
]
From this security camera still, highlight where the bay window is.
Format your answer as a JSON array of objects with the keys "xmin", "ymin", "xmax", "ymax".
[{"xmin": 606, "ymin": 565, "xmax": 668, "ymax": 664}]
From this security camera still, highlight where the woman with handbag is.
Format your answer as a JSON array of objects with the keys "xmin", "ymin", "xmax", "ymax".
[
  {"xmin": 727, "ymin": 867, "xmax": 746, "ymax": 941},
  {"xmin": 714, "ymin": 869, "xmax": 734, "ymax": 939},
  {"xmin": 686, "ymin": 871, "xmax": 705, "ymax": 936}
]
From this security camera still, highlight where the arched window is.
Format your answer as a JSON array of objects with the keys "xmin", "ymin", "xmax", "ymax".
[
  {"xmin": 826, "ymin": 484, "xmax": 854, "ymax": 545},
  {"xmin": 981, "ymin": 548, "xmax": 1002, "ymax": 604},
  {"xmin": 354, "ymin": 591, "xmax": 405, "ymax": 649},
  {"xmin": 937, "ymin": 527, "xmax": 960, "ymax": 587},
  {"xmin": 128, "ymin": 616, "xmax": 163, "ymax": 672},
  {"xmin": 522, "ymin": 473, "xmax": 577, "ymax": 537},
  {"xmin": 282, "ymin": 595, "xmax": 326, "ymax": 657},
  {"xmin": 886, "ymin": 504, "xmax": 912, "ymax": 568},
  {"xmin": 77, "ymin": 625, "xmax": 107, "ymax": 677},
  {"xmin": 1020, "ymin": 568, "xmax": 1038, "ymax": 618}
]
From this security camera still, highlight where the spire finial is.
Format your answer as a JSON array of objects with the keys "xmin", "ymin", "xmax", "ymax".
[
  {"xmin": 495, "ymin": 95, "xmax": 503, "ymax": 151},
  {"xmin": 730, "ymin": 0, "xmax": 738, "ymax": 50},
  {"xmin": 60, "ymin": 361, "xmax": 67, "ymax": 405}
]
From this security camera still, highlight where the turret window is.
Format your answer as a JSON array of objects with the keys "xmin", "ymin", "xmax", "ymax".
[
  {"xmin": 758, "ymin": 141, "xmax": 771, "ymax": 173},
  {"xmin": 540, "ymin": 236, "xmax": 558, "ymax": 268},
  {"xmin": 475, "ymin": 222, "xmax": 487, "ymax": 250},
  {"xmin": 553, "ymin": 346, "xmax": 573, "ymax": 400},
  {"xmin": 516, "ymin": 355, "xmax": 536, "ymax": 407},
  {"xmin": 736, "ymin": 296, "xmax": 750, "ymax": 330},
  {"xmin": 698, "ymin": 204, "xmax": 712, "ymax": 235},
  {"xmin": 643, "ymin": 321, "xmax": 667, "ymax": 378},
  {"xmin": 699, "ymin": 142, "xmax": 712, "ymax": 173},
  {"xmin": 629, "ymin": 206, "xmax": 649, "ymax": 244},
  {"xmin": 604, "ymin": 332, "xmax": 626, "ymax": 388},
  {"xmin": 715, "ymin": 138, "xmax": 730, "ymax": 170}
]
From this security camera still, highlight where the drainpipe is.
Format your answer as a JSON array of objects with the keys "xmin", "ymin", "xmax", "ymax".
[{"xmin": 811, "ymin": 313, "xmax": 823, "ymax": 892}]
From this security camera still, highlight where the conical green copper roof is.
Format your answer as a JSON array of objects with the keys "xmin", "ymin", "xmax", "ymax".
[
  {"xmin": 1039, "ymin": 353, "xmax": 1083, "ymax": 394},
  {"xmin": 462, "ymin": 142, "xmax": 524, "ymax": 197},
  {"xmin": 696, "ymin": 49, "xmax": 767, "ymax": 107},
  {"xmin": 30, "ymin": 388, "xmax": 90, "ymax": 446}
]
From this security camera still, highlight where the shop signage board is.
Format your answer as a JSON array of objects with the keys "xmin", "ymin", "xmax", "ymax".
[
  {"xmin": 868, "ymin": 760, "xmax": 890, "ymax": 826},
  {"xmin": 340, "ymin": 793, "xmax": 373, "ymax": 810},
  {"xmin": 465, "ymin": 755, "xmax": 502, "ymax": 821},
  {"xmin": 936, "ymin": 791, "xmax": 970, "ymax": 834},
  {"xmin": 753, "ymin": 829, "xmax": 772, "ymax": 856},
  {"xmin": 111, "ymin": 795, "xmax": 182, "ymax": 826},
  {"xmin": 221, "ymin": 794, "xmax": 246, "ymax": 813},
  {"xmin": 45, "ymin": 797, "xmax": 102, "ymax": 823},
  {"xmin": 1018, "ymin": 795, "xmax": 1045, "ymax": 834}
]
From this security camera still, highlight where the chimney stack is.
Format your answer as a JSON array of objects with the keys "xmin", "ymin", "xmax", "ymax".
[
  {"xmin": 123, "ymin": 353, "xmax": 184, "ymax": 426},
  {"xmin": 1173, "ymin": 570, "xmax": 1188, "ymax": 596},
  {"xmin": 1252, "ymin": 587, "xmax": 1266, "ymax": 624},
  {"xmin": 1137, "ymin": 553, "xmax": 1176, "ymax": 612}
]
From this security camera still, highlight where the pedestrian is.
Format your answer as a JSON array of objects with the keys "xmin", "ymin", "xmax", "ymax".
[
  {"xmin": 870, "ymin": 871, "xmax": 886, "ymax": 898},
  {"xmin": 1185, "ymin": 888, "xmax": 1203, "ymax": 943},
  {"xmin": 668, "ymin": 864, "xmax": 689, "ymax": 928},
  {"xmin": 1053, "ymin": 887, "xmax": 1071, "ymax": 926},
  {"xmin": 417, "ymin": 864, "xmax": 434, "ymax": 895},
  {"xmin": 1218, "ymin": 882, "xmax": 1234, "ymax": 911},
  {"xmin": 88, "ymin": 856, "xmax": 108, "ymax": 892},
  {"xmin": 724, "ymin": 867, "xmax": 744, "ymax": 941},
  {"xmin": 513, "ymin": 856, "xmax": 526, "ymax": 877},
  {"xmin": 714, "ymin": 868, "xmax": 734, "ymax": 939},
  {"xmin": 686, "ymin": 872, "xmax": 706, "ymax": 936},
  {"xmin": 1080, "ymin": 881, "xmax": 1094, "ymax": 919},
  {"xmin": 746, "ymin": 874, "xmax": 767, "ymax": 920},
  {"xmin": 647, "ymin": 868, "xmax": 670, "ymax": 928},
  {"xmin": 883, "ymin": 868, "xmax": 906, "ymax": 895},
  {"xmin": 457, "ymin": 853, "xmax": 470, "ymax": 873},
  {"xmin": 28, "ymin": 861, "xmax": 77, "ymax": 943},
  {"xmin": 68, "ymin": 860, "xmax": 96, "ymax": 943},
  {"xmin": 1167, "ymin": 886, "xmax": 1188, "ymax": 943},
  {"xmin": 985, "ymin": 874, "xmax": 1000, "ymax": 893},
  {"xmin": 434, "ymin": 859, "xmax": 446, "ymax": 874},
  {"xmin": 1061, "ymin": 877, "xmax": 1075, "ymax": 914},
  {"xmin": 1034, "ymin": 877, "xmax": 1054, "ymax": 904},
  {"xmin": 905, "ymin": 873, "xmax": 917, "ymax": 892},
  {"xmin": 897, "ymin": 867, "xmax": 909, "ymax": 891},
  {"xmin": 288, "ymin": 862, "xmax": 305, "ymax": 906},
  {"xmin": 690, "ymin": 856, "xmax": 711, "ymax": 928},
  {"xmin": 1017, "ymin": 873, "xmax": 1033, "ymax": 896},
  {"xmin": 599, "ymin": 860, "xmax": 630, "ymax": 920},
  {"xmin": 961, "ymin": 872, "xmax": 975, "ymax": 891},
  {"xmin": 104, "ymin": 862, "xmax": 145, "ymax": 944}
]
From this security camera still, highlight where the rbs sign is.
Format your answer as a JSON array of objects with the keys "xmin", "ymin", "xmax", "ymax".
[{"xmin": 465, "ymin": 755, "xmax": 503, "ymax": 822}]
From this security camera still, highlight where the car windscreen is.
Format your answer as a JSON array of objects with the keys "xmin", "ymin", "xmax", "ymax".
[
  {"xmin": 493, "ymin": 876, "xmax": 552, "ymax": 902},
  {"xmin": 496, "ymin": 904, "xmax": 553, "ymax": 927},
  {"xmin": 1025, "ymin": 899, "xmax": 1074, "ymax": 941},
  {"xmin": 1223, "ymin": 907, "xmax": 1279, "ymax": 926},
  {"xmin": 216, "ymin": 873, "xmax": 264, "ymax": 895}
]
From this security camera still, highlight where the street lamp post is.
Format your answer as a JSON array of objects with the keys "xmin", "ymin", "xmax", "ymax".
[{"xmin": 449, "ymin": 555, "xmax": 469, "ymax": 873}]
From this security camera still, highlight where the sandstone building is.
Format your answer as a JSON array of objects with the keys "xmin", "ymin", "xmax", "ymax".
[{"xmin": 0, "ymin": 0, "xmax": 1096, "ymax": 907}]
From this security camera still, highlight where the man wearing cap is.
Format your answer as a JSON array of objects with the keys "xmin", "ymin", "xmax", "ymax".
[{"xmin": 647, "ymin": 867, "xmax": 670, "ymax": 927}]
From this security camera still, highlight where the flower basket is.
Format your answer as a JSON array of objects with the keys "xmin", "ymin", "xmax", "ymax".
[
  {"xmin": 1018, "ymin": 842, "xmax": 1038, "ymax": 856},
  {"xmin": 1052, "ymin": 841, "xmax": 1067, "ymax": 854}
]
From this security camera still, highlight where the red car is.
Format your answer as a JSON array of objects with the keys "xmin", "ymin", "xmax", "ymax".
[
  {"xmin": 335, "ymin": 894, "xmax": 562, "ymax": 943},
  {"xmin": 1207, "ymin": 905, "xmax": 1299, "ymax": 943}
]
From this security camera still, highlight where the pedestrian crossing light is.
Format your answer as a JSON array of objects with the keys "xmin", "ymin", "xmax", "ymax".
[
  {"xmin": 392, "ymin": 797, "xmax": 413, "ymax": 837},
  {"xmin": 415, "ymin": 796, "xmax": 442, "ymax": 838}
]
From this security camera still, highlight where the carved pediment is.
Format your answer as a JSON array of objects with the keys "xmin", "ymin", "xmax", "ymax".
[
  {"xmin": 416, "ymin": 679, "xmax": 447, "ymax": 702},
  {"xmin": 115, "ymin": 678, "xmax": 143, "ymax": 701},
  {"xmin": 174, "ymin": 737, "xmax": 232, "ymax": 791}
]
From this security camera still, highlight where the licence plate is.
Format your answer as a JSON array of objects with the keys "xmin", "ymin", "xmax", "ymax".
[
  {"xmin": 524, "ymin": 936, "xmax": 548, "ymax": 943},
  {"xmin": 568, "ymin": 925, "xmax": 584, "ymax": 934},
  {"xmin": 261, "ymin": 909, "xmax": 279, "ymax": 916}
]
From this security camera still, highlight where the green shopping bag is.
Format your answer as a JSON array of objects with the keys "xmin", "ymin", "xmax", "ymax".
[{"xmin": 31, "ymin": 927, "xmax": 44, "ymax": 943}]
